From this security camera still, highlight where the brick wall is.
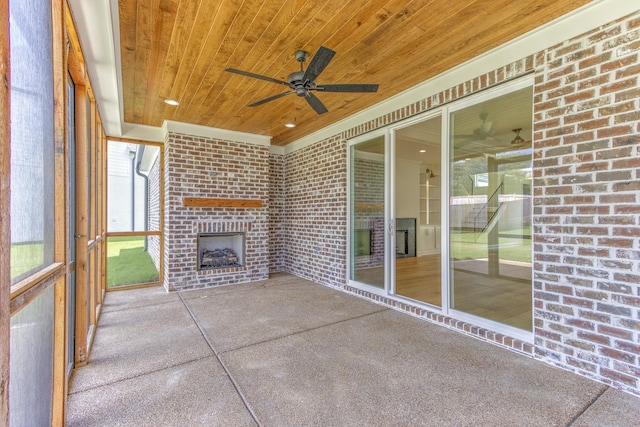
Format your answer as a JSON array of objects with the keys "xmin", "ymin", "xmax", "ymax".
[
  {"xmin": 269, "ymin": 152, "xmax": 285, "ymax": 272},
  {"xmin": 532, "ymin": 12, "xmax": 640, "ymax": 395},
  {"xmin": 282, "ymin": 136, "xmax": 347, "ymax": 287},
  {"xmin": 164, "ymin": 133, "xmax": 269, "ymax": 291},
  {"xmin": 353, "ymin": 157, "xmax": 385, "ymax": 269}
]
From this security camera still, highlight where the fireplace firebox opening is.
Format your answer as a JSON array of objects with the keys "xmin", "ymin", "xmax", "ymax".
[{"xmin": 197, "ymin": 232, "xmax": 246, "ymax": 270}]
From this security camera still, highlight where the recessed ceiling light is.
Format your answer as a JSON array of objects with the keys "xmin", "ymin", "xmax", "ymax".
[
  {"xmin": 164, "ymin": 99, "xmax": 179, "ymax": 106},
  {"xmin": 285, "ymin": 123, "xmax": 296, "ymax": 128},
  {"xmin": 419, "ymin": 149, "xmax": 426, "ymax": 153}
]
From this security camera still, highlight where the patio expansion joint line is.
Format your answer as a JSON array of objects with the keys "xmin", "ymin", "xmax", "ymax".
[
  {"xmin": 177, "ymin": 292, "xmax": 263, "ymax": 427},
  {"xmin": 67, "ymin": 355, "xmax": 214, "ymax": 395},
  {"xmin": 564, "ymin": 385, "xmax": 609, "ymax": 427},
  {"xmin": 101, "ymin": 298, "xmax": 180, "ymax": 315},
  {"xmin": 219, "ymin": 308, "xmax": 391, "ymax": 355}
]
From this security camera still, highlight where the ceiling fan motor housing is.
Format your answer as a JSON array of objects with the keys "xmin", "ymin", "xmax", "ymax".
[
  {"xmin": 295, "ymin": 50, "xmax": 310, "ymax": 62},
  {"xmin": 288, "ymin": 71, "xmax": 312, "ymax": 96}
]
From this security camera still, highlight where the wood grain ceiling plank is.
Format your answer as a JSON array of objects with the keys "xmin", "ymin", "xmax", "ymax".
[
  {"xmin": 421, "ymin": 0, "xmax": 592, "ymax": 75},
  {"xmin": 201, "ymin": 1, "xmax": 300, "ymax": 129},
  {"xmin": 269, "ymin": 0, "xmax": 584, "ymax": 145},
  {"xmin": 194, "ymin": 0, "xmax": 342, "ymax": 127},
  {"xmin": 182, "ymin": 0, "xmax": 274, "ymax": 123},
  {"xmin": 121, "ymin": 48, "xmax": 136, "ymax": 123},
  {"xmin": 156, "ymin": 0, "xmax": 223, "ymax": 121},
  {"xmin": 143, "ymin": 0, "xmax": 179, "ymax": 126},
  {"xmin": 193, "ymin": 0, "xmax": 294, "ymax": 126},
  {"xmin": 146, "ymin": 0, "xmax": 203, "ymax": 125},
  {"xmin": 219, "ymin": 0, "xmax": 393, "ymax": 133},
  {"xmin": 271, "ymin": 1, "xmax": 506, "ymax": 134},
  {"xmin": 119, "ymin": 0, "xmax": 138, "ymax": 123},
  {"xmin": 343, "ymin": 1, "xmax": 492, "ymax": 82},
  {"xmin": 230, "ymin": 0, "xmax": 338, "ymax": 79},
  {"xmin": 215, "ymin": 0, "xmax": 363, "ymax": 131},
  {"xmin": 132, "ymin": 47, "xmax": 151, "ymax": 123},
  {"xmin": 362, "ymin": 0, "xmax": 558, "ymax": 86},
  {"xmin": 131, "ymin": 0, "xmax": 161, "ymax": 123},
  {"xmin": 134, "ymin": 0, "xmax": 157, "ymax": 50},
  {"xmin": 310, "ymin": 0, "xmax": 421, "ymax": 81},
  {"xmin": 241, "ymin": 0, "xmax": 420, "ymax": 128},
  {"xmin": 118, "ymin": 0, "xmax": 137, "ymax": 50},
  {"xmin": 327, "ymin": 0, "xmax": 475, "ymax": 84},
  {"xmin": 253, "ymin": 0, "xmax": 407, "ymax": 138},
  {"xmin": 117, "ymin": 0, "xmax": 590, "ymax": 145},
  {"xmin": 162, "ymin": 0, "xmax": 228, "ymax": 129},
  {"xmin": 171, "ymin": 0, "xmax": 253, "ymax": 119}
]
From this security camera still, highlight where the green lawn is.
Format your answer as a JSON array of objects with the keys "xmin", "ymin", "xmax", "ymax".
[
  {"xmin": 450, "ymin": 227, "xmax": 531, "ymax": 263},
  {"xmin": 107, "ymin": 236, "xmax": 159, "ymax": 287},
  {"xmin": 10, "ymin": 241, "xmax": 45, "ymax": 281}
]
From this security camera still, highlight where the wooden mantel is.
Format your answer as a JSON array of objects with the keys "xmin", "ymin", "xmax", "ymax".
[{"xmin": 183, "ymin": 197, "xmax": 263, "ymax": 208}]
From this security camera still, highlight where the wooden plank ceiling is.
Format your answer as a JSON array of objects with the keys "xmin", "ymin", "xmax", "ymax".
[{"xmin": 118, "ymin": 0, "xmax": 590, "ymax": 146}]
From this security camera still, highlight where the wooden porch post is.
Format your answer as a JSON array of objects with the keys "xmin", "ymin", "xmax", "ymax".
[{"xmin": 0, "ymin": 0, "xmax": 11, "ymax": 423}]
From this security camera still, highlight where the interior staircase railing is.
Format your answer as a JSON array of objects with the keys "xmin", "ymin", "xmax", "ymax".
[{"xmin": 472, "ymin": 182, "xmax": 504, "ymax": 235}]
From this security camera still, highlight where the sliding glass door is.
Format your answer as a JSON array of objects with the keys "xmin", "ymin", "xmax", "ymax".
[
  {"xmin": 393, "ymin": 116, "xmax": 442, "ymax": 307},
  {"xmin": 348, "ymin": 78, "xmax": 533, "ymax": 335},
  {"xmin": 349, "ymin": 134, "xmax": 386, "ymax": 289},
  {"xmin": 449, "ymin": 83, "xmax": 533, "ymax": 331}
]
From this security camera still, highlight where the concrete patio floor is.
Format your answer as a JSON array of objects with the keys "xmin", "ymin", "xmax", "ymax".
[{"xmin": 67, "ymin": 273, "xmax": 640, "ymax": 426}]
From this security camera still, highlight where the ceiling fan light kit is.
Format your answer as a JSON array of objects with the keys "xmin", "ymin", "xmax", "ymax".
[
  {"xmin": 225, "ymin": 46, "xmax": 379, "ymax": 115},
  {"xmin": 511, "ymin": 128, "xmax": 525, "ymax": 145}
]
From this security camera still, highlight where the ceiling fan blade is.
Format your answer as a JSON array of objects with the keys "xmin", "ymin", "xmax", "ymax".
[
  {"xmin": 305, "ymin": 92, "xmax": 328, "ymax": 115},
  {"xmin": 248, "ymin": 91, "xmax": 294, "ymax": 107},
  {"xmin": 316, "ymin": 84, "xmax": 379, "ymax": 92},
  {"xmin": 225, "ymin": 68, "xmax": 289, "ymax": 87},
  {"xmin": 302, "ymin": 46, "xmax": 336, "ymax": 84}
]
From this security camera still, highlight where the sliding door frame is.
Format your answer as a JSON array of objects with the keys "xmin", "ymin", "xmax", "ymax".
[
  {"xmin": 388, "ymin": 109, "xmax": 446, "ymax": 303},
  {"xmin": 346, "ymin": 76, "xmax": 533, "ymax": 343},
  {"xmin": 346, "ymin": 128, "xmax": 390, "ymax": 295},
  {"xmin": 446, "ymin": 76, "xmax": 534, "ymax": 343}
]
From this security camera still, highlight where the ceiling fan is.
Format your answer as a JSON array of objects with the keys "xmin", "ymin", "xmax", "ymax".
[
  {"xmin": 455, "ymin": 112, "xmax": 495, "ymax": 140},
  {"xmin": 224, "ymin": 46, "xmax": 379, "ymax": 115}
]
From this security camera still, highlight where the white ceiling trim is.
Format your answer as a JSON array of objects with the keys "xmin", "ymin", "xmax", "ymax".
[{"xmin": 163, "ymin": 121, "xmax": 271, "ymax": 146}]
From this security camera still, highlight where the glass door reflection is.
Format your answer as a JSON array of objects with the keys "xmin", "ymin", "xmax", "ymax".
[
  {"xmin": 350, "ymin": 136, "xmax": 386, "ymax": 288},
  {"xmin": 449, "ymin": 85, "xmax": 533, "ymax": 331},
  {"xmin": 394, "ymin": 116, "xmax": 442, "ymax": 306}
]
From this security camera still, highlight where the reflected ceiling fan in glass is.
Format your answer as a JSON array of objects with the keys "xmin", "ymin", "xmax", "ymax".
[{"xmin": 510, "ymin": 128, "xmax": 531, "ymax": 146}]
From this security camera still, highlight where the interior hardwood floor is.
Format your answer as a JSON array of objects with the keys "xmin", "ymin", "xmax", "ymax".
[
  {"xmin": 353, "ymin": 255, "xmax": 532, "ymax": 331},
  {"xmin": 395, "ymin": 255, "xmax": 442, "ymax": 307}
]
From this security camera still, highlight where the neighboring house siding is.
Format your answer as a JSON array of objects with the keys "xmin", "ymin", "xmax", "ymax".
[{"xmin": 277, "ymin": 11, "xmax": 640, "ymax": 396}]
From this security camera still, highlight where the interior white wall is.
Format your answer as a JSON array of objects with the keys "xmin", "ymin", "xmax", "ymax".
[{"xmin": 395, "ymin": 160, "xmax": 420, "ymax": 219}]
